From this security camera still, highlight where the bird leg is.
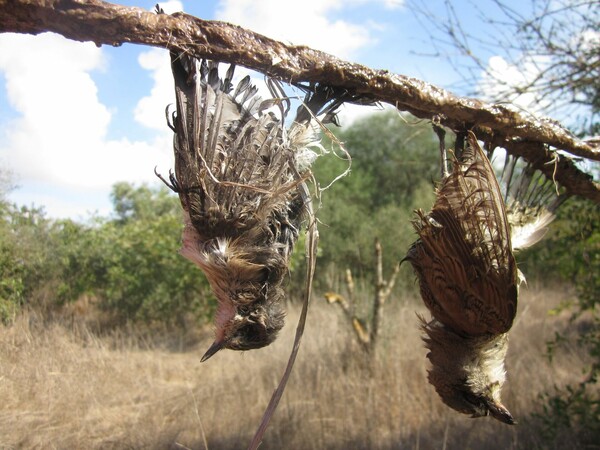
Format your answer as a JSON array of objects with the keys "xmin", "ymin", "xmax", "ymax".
[
  {"xmin": 154, "ymin": 167, "xmax": 180, "ymax": 192},
  {"xmin": 433, "ymin": 123, "xmax": 448, "ymax": 179},
  {"xmin": 454, "ymin": 131, "xmax": 467, "ymax": 161}
]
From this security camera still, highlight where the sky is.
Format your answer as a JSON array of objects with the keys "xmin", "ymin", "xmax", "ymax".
[{"xmin": 0, "ymin": 0, "xmax": 573, "ymax": 221}]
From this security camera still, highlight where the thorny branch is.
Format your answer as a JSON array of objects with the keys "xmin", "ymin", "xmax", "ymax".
[{"xmin": 0, "ymin": 0, "xmax": 598, "ymax": 202}]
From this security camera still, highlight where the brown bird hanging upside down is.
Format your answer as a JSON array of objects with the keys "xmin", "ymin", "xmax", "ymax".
[
  {"xmin": 405, "ymin": 131, "xmax": 520, "ymax": 425},
  {"xmin": 162, "ymin": 50, "xmax": 351, "ymax": 361}
]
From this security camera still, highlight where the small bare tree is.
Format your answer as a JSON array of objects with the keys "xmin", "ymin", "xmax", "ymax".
[
  {"xmin": 324, "ymin": 238, "xmax": 399, "ymax": 358},
  {"xmin": 411, "ymin": 0, "xmax": 599, "ymax": 135}
]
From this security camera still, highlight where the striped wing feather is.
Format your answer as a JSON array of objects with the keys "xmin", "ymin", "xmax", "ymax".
[
  {"xmin": 409, "ymin": 132, "xmax": 518, "ymax": 336},
  {"xmin": 170, "ymin": 54, "xmax": 304, "ymax": 242}
]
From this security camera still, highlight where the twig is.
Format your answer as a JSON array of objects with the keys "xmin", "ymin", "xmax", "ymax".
[
  {"xmin": 370, "ymin": 238, "xmax": 399, "ymax": 351},
  {"xmin": 324, "ymin": 291, "xmax": 370, "ymax": 349}
]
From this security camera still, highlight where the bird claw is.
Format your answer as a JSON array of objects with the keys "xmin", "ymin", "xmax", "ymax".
[{"xmin": 154, "ymin": 167, "xmax": 180, "ymax": 192}]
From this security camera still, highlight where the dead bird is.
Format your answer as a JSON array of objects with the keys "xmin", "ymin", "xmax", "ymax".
[
  {"xmin": 162, "ymin": 51, "xmax": 352, "ymax": 361},
  {"xmin": 405, "ymin": 131, "xmax": 520, "ymax": 424}
]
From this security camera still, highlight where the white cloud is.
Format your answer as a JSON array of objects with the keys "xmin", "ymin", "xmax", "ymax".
[
  {"xmin": 579, "ymin": 29, "xmax": 600, "ymax": 50},
  {"xmin": 215, "ymin": 0, "xmax": 385, "ymax": 59},
  {"xmin": 337, "ymin": 102, "xmax": 390, "ymax": 127},
  {"xmin": 383, "ymin": 0, "xmax": 405, "ymax": 9},
  {"xmin": 157, "ymin": 0, "xmax": 184, "ymax": 14},
  {"xmin": 479, "ymin": 25, "xmax": 598, "ymax": 123},
  {"xmin": 0, "ymin": 33, "xmax": 172, "ymax": 202},
  {"xmin": 134, "ymin": 48, "xmax": 176, "ymax": 131},
  {"xmin": 133, "ymin": 1, "xmax": 185, "ymax": 130},
  {"xmin": 478, "ymin": 55, "xmax": 552, "ymax": 115}
]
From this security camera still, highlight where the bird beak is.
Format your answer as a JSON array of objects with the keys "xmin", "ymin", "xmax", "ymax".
[
  {"xmin": 488, "ymin": 401, "xmax": 516, "ymax": 425},
  {"xmin": 201, "ymin": 339, "xmax": 225, "ymax": 362}
]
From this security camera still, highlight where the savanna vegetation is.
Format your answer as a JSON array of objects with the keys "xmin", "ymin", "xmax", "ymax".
[
  {"xmin": 0, "ymin": 180, "xmax": 215, "ymax": 328},
  {"xmin": 0, "ymin": 284, "xmax": 590, "ymax": 449},
  {"xmin": 1, "ymin": 0, "xmax": 598, "ymax": 447},
  {"xmin": 1, "ymin": 110, "xmax": 598, "ymax": 449}
]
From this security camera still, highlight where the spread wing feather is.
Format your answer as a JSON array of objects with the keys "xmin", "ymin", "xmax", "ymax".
[
  {"xmin": 170, "ymin": 53, "xmax": 306, "ymax": 244},
  {"xmin": 166, "ymin": 52, "xmax": 314, "ymax": 344},
  {"xmin": 407, "ymin": 132, "xmax": 518, "ymax": 336},
  {"xmin": 500, "ymin": 155, "xmax": 566, "ymax": 251},
  {"xmin": 165, "ymin": 51, "xmax": 360, "ymax": 354}
]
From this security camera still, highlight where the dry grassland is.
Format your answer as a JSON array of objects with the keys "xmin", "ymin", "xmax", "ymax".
[{"xmin": 0, "ymin": 284, "xmax": 589, "ymax": 449}]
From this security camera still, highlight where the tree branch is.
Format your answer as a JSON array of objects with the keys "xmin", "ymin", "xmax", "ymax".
[{"xmin": 1, "ymin": 0, "xmax": 598, "ymax": 201}]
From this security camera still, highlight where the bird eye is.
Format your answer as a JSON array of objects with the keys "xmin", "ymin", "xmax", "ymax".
[{"xmin": 461, "ymin": 392, "xmax": 488, "ymax": 417}]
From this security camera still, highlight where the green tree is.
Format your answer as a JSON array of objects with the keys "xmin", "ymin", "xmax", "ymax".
[
  {"xmin": 310, "ymin": 111, "xmax": 438, "ymax": 288},
  {"xmin": 0, "ymin": 201, "xmax": 24, "ymax": 322},
  {"xmin": 0, "ymin": 180, "xmax": 214, "ymax": 327},
  {"xmin": 111, "ymin": 181, "xmax": 180, "ymax": 223},
  {"xmin": 0, "ymin": 171, "xmax": 20, "ymax": 322},
  {"xmin": 0, "ymin": 200, "xmax": 74, "ymax": 321},
  {"xmin": 93, "ymin": 183, "xmax": 213, "ymax": 326}
]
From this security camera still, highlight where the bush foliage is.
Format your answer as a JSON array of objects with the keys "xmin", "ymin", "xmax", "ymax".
[
  {"xmin": 523, "ymin": 195, "xmax": 600, "ymax": 447},
  {"xmin": 0, "ymin": 108, "xmax": 598, "ymax": 445},
  {"xmin": 0, "ymin": 181, "xmax": 214, "ymax": 326}
]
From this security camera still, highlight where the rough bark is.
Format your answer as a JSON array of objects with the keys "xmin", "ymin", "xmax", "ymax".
[{"xmin": 0, "ymin": 0, "xmax": 598, "ymax": 201}]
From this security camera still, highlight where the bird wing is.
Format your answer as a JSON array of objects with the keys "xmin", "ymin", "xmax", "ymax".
[
  {"xmin": 501, "ymin": 162, "xmax": 565, "ymax": 251},
  {"xmin": 409, "ymin": 132, "xmax": 518, "ymax": 336},
  {"xmin": 169, "ymin": 54, "xmax": 305, "ymax": 242},
  {"xmin": 166, "ymin": 52, "xmax": 353, "ymax": 354},
  {"xmin": 508, "ymin": 206, "xmax": 556, "ymax": 251}
]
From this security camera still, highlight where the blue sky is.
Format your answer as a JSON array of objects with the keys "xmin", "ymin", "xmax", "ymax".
[{"xmin": 0, "ymin": 0, "xmax": 557, "ymax": 220}]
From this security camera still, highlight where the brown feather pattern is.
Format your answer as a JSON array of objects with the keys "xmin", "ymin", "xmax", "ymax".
[
  {"xmin": 407, "ymin": 132, "xmax": 518, "ymax": 337},
  {"xmin": 165, "ymin": 53, "xmax": 322, "ymax": 357},
  {"xmin": 405, "ymin": 131, "xmax": 519, "ymax": 424}
]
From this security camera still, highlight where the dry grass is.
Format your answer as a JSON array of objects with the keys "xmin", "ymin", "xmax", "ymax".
[{"xmin": 0, "ymin": 284, "xmax": 590, "ymax": 449}]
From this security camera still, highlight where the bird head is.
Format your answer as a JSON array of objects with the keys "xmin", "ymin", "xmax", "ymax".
[
  {"xmin": 423, "ymin": 320, "xmax": 516, "ymax": 425},
  {"xmin": 201, "ymin": 303, "xmax": 285, "ymax": 361},
  {"xmin": 177, "ymin": 223, "xmax": 289, "ymax": 361},
  {"xmin": 430, "ymin": 374, "xmax": 516, "ymax": 425}
]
